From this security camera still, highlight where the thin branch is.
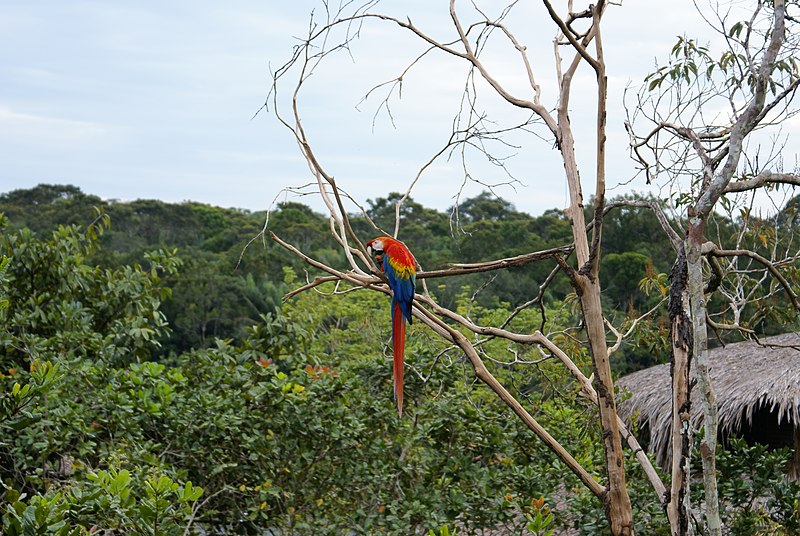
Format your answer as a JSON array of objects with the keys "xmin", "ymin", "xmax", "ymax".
[
  {"xmin": 603, "ymin": 199, "xmax": 684, "ymax": 251},
  {"xmin": 605, "ymin": 296, "xmax": 669, "ymax": 356},
  {"xmin": 705, "ymin": 245, "xmax": 800, "ymax": 310},
  {"xmin": 723, "ymin": 170, "xmax": 800, "ymax": 193}
]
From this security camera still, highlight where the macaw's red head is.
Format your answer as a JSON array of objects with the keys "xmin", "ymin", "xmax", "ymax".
[{"xmin": 366, "ymin": 237, "xmax": 385, "ymax": 268}]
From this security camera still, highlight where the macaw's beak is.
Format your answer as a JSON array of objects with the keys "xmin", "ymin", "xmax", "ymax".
[
  {"xmin": 367, "ymin": 244, "xmax": 382, "ymax": 264},
  {"xmin": 367, "ymin": 239, "xmax": 386, "ymax": 270}
]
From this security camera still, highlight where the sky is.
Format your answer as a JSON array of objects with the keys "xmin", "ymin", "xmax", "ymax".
[{"xmin": 1, "ymin": 1, "xmax": 794, "ymax": 217}]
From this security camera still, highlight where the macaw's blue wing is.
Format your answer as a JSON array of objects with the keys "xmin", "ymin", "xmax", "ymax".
[{"xmin": 383, "ymin": 256, "xmax": 415, "ymax": 324}]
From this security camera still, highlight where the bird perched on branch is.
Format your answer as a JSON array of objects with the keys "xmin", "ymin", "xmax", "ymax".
[{"xmin": 366, "ymin": 236, "xmax": 416, "ymax": 417}]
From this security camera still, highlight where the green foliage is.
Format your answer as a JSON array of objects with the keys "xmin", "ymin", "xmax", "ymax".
[
  {"xmin": 2, "ymin": 467, "xmax": 202, "ymax": 535},
  {"xmin": 711, "ymin": 438, "xmax": 800, "ymax": 535},
  {"xmin": 525, "ymin": 497, "xmax": 556, "ymax": 536},
  {"xmin": 0, "ymin": 221, "xmax": 176, "ymax": 367},
  {"xmin": 0, "ymin": 254, "xmax": 10, "ymax": 312},
  {"xmin": 645, "ymin": 37, "xmax": 712, "ymax": 90},
  {"xmin": 429, "ymin": 525, "xmax": 457, "ymax": 536},
  {"xmin": 602, "ymin": 252, "xmax": 652, "ymax": 311},
  {"xmin": 0, "ymin": 359, "xmax": 58, "ymax": 434},
  {"xmin": 0, "ymin": 185, "xmax": 102, "ymax": 235},
  {"xmin": 0, "ymin": 185, "xmax": 674, "ymax": 364},
  {"xmin": 1, "ymin": 185, "xmax": 798, "ymax": 534},
  {"xmin": 0, "ymin": 220, "xmax": 587, "ymax": 533},
  {"xmin": 644, "ymin": 29, "xmax": 799, "ymax": 97}
]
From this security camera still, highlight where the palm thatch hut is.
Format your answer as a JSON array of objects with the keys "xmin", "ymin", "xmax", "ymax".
[{"xmin": 616, "ymin": 332, "xmax": 800, "ymax": 479}]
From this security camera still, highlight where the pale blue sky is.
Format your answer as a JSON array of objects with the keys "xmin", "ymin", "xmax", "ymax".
[{"xmin": 4, "ymin": 1, "xmax": 786, "ymax": 216}]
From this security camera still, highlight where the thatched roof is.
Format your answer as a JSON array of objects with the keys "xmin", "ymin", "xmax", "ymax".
[{"xmin": 616, "ymin": 332, "xmax": 800, "ymax": 467}]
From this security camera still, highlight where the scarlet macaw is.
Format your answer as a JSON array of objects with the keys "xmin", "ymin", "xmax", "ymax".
[{"xmin": 366, "ymin": 236, "xmax": 416, "ymax": 417}]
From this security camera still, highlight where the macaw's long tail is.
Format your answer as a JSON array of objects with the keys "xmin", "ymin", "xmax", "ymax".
[{"xmin": 392, "ymin": 302, "xmax": 405, "ymax": 417}]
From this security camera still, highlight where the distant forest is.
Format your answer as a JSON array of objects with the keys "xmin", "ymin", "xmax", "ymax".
[{"xmin": 0, "ymin": 183, "xmax": 793, "ymax": 372}]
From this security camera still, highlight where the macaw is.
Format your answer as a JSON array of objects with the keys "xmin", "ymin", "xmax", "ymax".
[{"xmin": 366, "ymin": 236, "xmax": 416, "ymax": 417}]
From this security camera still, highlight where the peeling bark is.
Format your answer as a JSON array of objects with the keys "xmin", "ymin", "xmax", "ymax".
[
  {"xmin": 688, "ymin": 219, "xmax": 721, "ymax": 536},
  {"xmin": 579, "ymin": 275, "xmax": 634, "ymax": 535},
  {"xmin": 668, "ymin": 250, "xmax": 692, "ymax": 536}
]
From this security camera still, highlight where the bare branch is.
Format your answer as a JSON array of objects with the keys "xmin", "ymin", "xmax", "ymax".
[
  {"xmin": 603, "ymin": 198, "xmax": 684, "ymax": 252},
  {"xmin": 723, "ymin": 170, "xmax": 800, "ymax": 193},
  {"xmin": 605, "ymin": 296, "xmax": 669, "ymax": 356},
  {"xmin": 447, "ymin": 0, "xmax": 558, "ymax": 133},
  {"xmin": 414, "ymin": 291, "xmax": 665, "ymax": 500},
  {"xmin": 705, "ymin": 244, "xmax": 800, "ymax": 310}
]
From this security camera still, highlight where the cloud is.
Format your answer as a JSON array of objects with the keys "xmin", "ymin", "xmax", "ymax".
[{"xmin": 0, "ymin": 106, "xmax": 111, "ymax": 145}]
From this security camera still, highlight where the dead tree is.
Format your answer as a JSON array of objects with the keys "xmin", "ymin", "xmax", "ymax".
[
  {"xmin": 261, "ymin": 1, "xmax": 705, "ymax": 533},
  {"xmin": 627, "ymin": 1, "xmax": 800, "ymax": 534}
]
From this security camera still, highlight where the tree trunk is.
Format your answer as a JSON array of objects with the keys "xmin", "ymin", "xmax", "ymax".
[
  {"xmin": 688, "ymin": 218, "xmax": 722, "ymax": 536},
  {"xmin": 562, "ymin": 119, "xmax": 634, "ymax": 535},
  {"xmin": 579, "ymin": 274, "xmax": 635, "ymax": 535},
  {"xmin": 668, "ymin": 251, "xmax": 693, "ymax": 536}
]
